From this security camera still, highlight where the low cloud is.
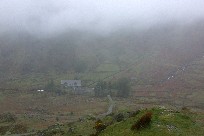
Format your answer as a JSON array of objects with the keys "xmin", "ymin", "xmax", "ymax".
[{"xmin": 0, "ymin": 0, "xmax": 204, "ymax": 34}]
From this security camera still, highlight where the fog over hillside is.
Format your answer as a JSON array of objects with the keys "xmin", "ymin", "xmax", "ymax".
[
  {"xmin": 0, "ymin": 0, "xmax": 204, "ymax": 81},
  {"xmin": 0, "ymin": 0, "xmax": 204, "ymax": 35}
]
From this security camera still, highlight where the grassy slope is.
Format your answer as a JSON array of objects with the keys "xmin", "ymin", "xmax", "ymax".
[
  {"xmin": 100, "ymin": 108, "xmax": 204, "ymax": 136},
  {"xmin": 37, "ymin": 107, "xmax": 204, "ymax": 136}
]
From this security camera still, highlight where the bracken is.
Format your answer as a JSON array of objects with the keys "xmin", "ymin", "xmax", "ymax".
[{"xmin": 131, "ymin": 112, "xmax": 152, "ymax": 130}]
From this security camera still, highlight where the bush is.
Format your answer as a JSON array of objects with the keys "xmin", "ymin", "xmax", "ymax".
[
  {"xmin": 93, "ymin": 119, "xmax": 107, "ymax": 134},
  {"xmin": 131, "ymin": 112, "xmax": 152, "ymax": 130},
  {"xmin": 114, "ymin": 113, "xmax": 124, "ymax": 122}
]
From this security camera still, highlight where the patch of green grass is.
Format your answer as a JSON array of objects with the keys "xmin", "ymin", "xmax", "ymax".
[
  {"xmin": 99, "ymin": 108, "xmax": 204, "ymax": 136},
  {"xmin": 38, "ymin": 107, "xmax": 204, "ymax": 136}
]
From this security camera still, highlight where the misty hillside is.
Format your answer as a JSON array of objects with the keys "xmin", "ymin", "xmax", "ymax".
[{"xmin": 0, "ymin": 21, "xmax": 204, "ymax": 87}]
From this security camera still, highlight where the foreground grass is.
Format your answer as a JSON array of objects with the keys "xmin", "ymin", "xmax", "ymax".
[
  {"xmin": 37, "ymin": 107, "xmax": 204, "ymax": 136},
  {"xmin": 100, "ymin": 108, "xmax": 204, "ymax": 136}
]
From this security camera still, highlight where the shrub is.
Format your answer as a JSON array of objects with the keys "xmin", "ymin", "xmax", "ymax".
[
  {"xmin": 93, "ymin": 119, "xmax": 107, "ymax": 134},
  {"xmin": 114, "ymin": 113, "xmax": 124, "ymax": 122},
  {"xmin": 131, "ymin": 112, "xmax": 152, "ymax": 130}
]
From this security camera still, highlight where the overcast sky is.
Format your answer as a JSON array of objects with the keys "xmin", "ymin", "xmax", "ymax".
[{"xmin": 0, "ymin": 0, "xmax": 204, "ymax": 34}]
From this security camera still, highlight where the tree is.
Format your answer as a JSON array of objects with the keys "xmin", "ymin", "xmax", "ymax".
[
  {"xmin": 116, "ymin": 78, "xmax": 130, "ymax": 97},
  {"xmin": 94, "ymin": 81, "xmax": 108, "ymax": 97}
]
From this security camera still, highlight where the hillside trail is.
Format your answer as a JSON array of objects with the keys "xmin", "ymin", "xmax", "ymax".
[{"xmin": 97, "ymin": 95, "xmax": 115, "ymax": 118}]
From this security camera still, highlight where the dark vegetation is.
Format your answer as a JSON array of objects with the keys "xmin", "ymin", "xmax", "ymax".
[
  {"xmin": 131, "ymin": 112, "xmax": 152, "ymax": 130},
  {"xmin": 114, "ymin": 113, "xmax": 125, "ymax": 122},
  {"xmin": 93, "ymin": 119, "xmax": 107, "ymax": 135}
]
